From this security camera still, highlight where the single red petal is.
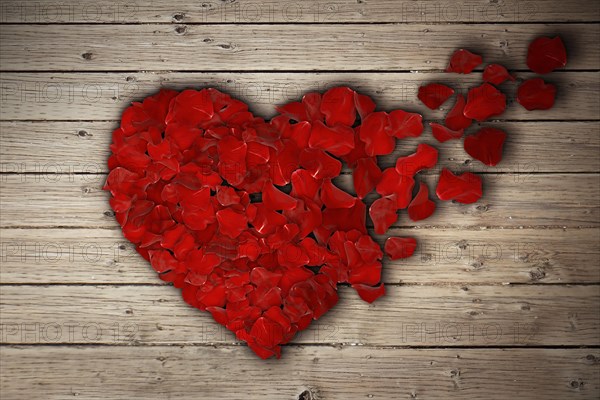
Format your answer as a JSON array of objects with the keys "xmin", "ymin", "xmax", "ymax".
[
  {"xmin": 483, "ymin": 64, "xmax": 515, "ymax": 86},
  {"xmin": 216, "ymin": 208, "xmax": 248, "ymax": 239},
  {"xmin": 320, "ymin": 86, "xmax": 356, "ymax": 127},
  {"xmin": 436, "ymin": 168, "xmax": 483, "ymax": 204},
  {"xmin": 352, "ymin": 283, "xmax": 385, "ymax": 303},
  {"xmin": 262, "ymin": 180, "xmax": 298, "ymax": 210},
  {"xmin": 429, "ymin": 122, "xmax": 464, "ymax": 143},
  {"xmin": 376, "ymin": 168, "xmax": 415, "ymax": 209},
  {"xmin": 165, "ymin": 89, "xmax": 214, "ymax": 125},
  {"xmin": 516, "ymin": 78, "xmax": 557, "ymax": 111},
  {"xmin": 354, "ymin": 92, "xmax": 376, "ymax": 120},
  {"xmin": 358, "ymin": 112, "xmax": 396, "ymax": 156},
  {"xmin": 322, "ymin": 199, "xmax": 367, "ymax": 234},
  {"xmin": 308, "ymin": 120, "xmax": 355, "ymax": 156},
  {"xmin": 464, "ymin": 127, "xmax": 507, "ymax": 167},
  {"xmin": 299, "ymin": 149, "xmax": 342, "ymax": 180},
  {"xmin": 388, "ymin": 110, "xmax": 424, "ymax": 138},
  {"xmin": 276, "ymin": 101, "xmax": 308, "ymax": 122},
  {"xmin": 216, "ymin": 186, "xmax": 241, "ymax": 207},
  {"xmin": 395, "ymin": 144, "xmax": 439, "ymax": 177},
  {"xmin": 446, "ymin": 49, "xmax": 483, "ymax": 74},
  {"xmin": 369, "ymin": 195, "xmax": 398, "ymax": 235},
  {"xmin": 384, "ymin": 237, "xmax": 417, "ymax": 260},
  {"xmin": 527, "ymin": 36, "xmax": 567, "ymax": 74},
  {"xmin": 463, "ymin": 83, "xmax": 506, "ymax": 121},
  {"xmin": 290, "ymin": 169, "xmax": 321, "ymax": 201},
  {"xmin": 418, "ymin": 83, "xmax": 455, "ymax": 110},
  {"xmin": 353, "ymin": 157, "xmax": 382, "ymax": 199},
  {"xmin": 302, "ymin": 92, "xmax": 325, "ymax": 121},
  {"xmin": 407, "ymin": 183, "xmax": 436, "ymax": 221},
  {"xmin": 321, "ymin": 179, "xmax": 356, "ymax": 208},
  {"xmin": 444, "ymin": 94, "xmax": 472, "ymax": 131}
]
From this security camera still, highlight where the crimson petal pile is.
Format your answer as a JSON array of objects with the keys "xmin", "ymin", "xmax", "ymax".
[{"xmin": 105, "ymin": 35, "xmax": 567, "ymax": 359}]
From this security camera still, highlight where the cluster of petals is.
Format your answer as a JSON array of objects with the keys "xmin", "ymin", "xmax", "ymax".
[
  {"xmin": 106, "ymin": 36, "xmax": 566, "ymax": 360},
  {"xmin": 105, "ymin": 87, "xmax": 429, "ymax": 359}
]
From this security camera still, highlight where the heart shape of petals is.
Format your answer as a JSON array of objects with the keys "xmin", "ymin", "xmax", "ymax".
[
  {"xmin": 105, "ymin": 37, "xmax": 567, "ymax": 359},
  {"xmin": 106, "ymin": 86, "xmax": 441, "ymax": 360}
]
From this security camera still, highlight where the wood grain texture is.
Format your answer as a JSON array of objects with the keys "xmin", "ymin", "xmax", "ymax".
[
  {"xmin": 1, "ymin": 24, "xmax": 598, "ymax": 71},
  {"xmin": 1, "ymin": 0, "xmax": 598, "ymax": 23},
  {"xmin": 1, "ymin": 227, "xmax": 598, "ymax": 284},
  {"xmin": 1, "ymin": 346, "xmax": 598, "ymax": 400},
  {"xmin": 2, "ymin": 121, "xmax": 598, "ymax": 174},
  {"xmin": 1, "ymin": 173, "xmax": 597, "ymax": 228},
  {"xmin": 1, "ymin": 285, "xmax": 598, "ymax": 345},
  {"xmin": 2, "ymin": 72, "xmax": 598, "ymax": 121}
]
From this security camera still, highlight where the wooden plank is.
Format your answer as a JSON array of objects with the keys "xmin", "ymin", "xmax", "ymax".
[
  {"xmin": 1, "ymin": 0, "xmax": 598, "ymax": 23},
  {"xmin": 1, "ymin": 227, "xmax": 598, "ymax": 284},
  {"xmin": 0, "ymin": 285, "xmax": 598, "ymax": 346},
  {"xmin": 0, "ymin": 173, "xmax": 597, "ymax": 228},
  {"xmin": 1, "ymin": 72, "xmax": 597, "ymax": 121},
  {"xmin": 1, "ymin": 24, "xmax": 598, "ymax": 71},
  {"xmin": 2, "ymin": 121, "xmax": 598, "ymax": 174},
  {"xmin": 0, "ymin": 346, "xmax": 598, "ymax": 399}
]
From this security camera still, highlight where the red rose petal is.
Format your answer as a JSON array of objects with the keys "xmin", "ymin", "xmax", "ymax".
[
  {"xmin": 262, "ymin": 180, "xmax": 298, "ymax": 210},
  {"xmin": 321, "ymin": 179, "xmax": 357, "ymax": 209},
  {"xmin": 407, "ymin": 183, "xmax": 436, "ymax": 221},
  {"xmin": 216, "ymin": 208, "xmax": 248, "ymax": 239},
  {"xmin": 320, "ymin": 86, "xmax": 356, "ymax": 127},
  {"xmin": 384, "ymin": 237, "xmax": 417, "ymax": 260},
  {"xmin": 429, "ymin": 123, "xmax": 464, "ymax": 143},
  {"xmin": 389, "ymin": 110, "xmax": 424, "ymax": 138},
  {"xmin": 527, "ymin": 36, "xmax": 567, "ymax": 74},
  {"xmin": 483, "ymin": 64, "xmax": 515, "ymax": 86},
  {"xmin": 300, "ymin": 149, "xmax": 342, "ymax": 180},
  {"xmin": 463, "ymin": 83, "xmax": 506, "ymax": 121},
  {"xmin": 418, "ymin": 83, "xmax": 455, "ymax": 110},
  {"xmin": 395, "ymin": 144, "xmax": 439, "ymax": 177},
  {"xmin": 436, "ymin": 168, "xmax": 483, "ymax": 204},
  {"xmin": 359, "ymin": 112, "xmax": 396, "ymax": 156},
  {"xmin": 352, "ymin": 283, "xmax": 385, "ymax": 303},
  {"xmin": 464, "ymin": 127, "xmax": 507, "ymax": 166},
  {"xmin": 353, "ymin": 157, "xmax": 383, "ymax": 199},
  {"xmin": 308, "ymin": 120, "xmax": 355, "ymax": 156},
  {"xmin": 517, "ymin": 78, "xmax": 557, "ymax": 111},
  {"xmin": 444, "ymin": 94, "xmax": 472, "ymax": 131},
  {"xmin": 369, "ymin": 195, "xmax": 399, "ymax": 235},
  {"xmin": 354, "ymin": 92, "xmax": 376, "ymax": 120},
  {"xmin": 446, "ymin": 49, "xmax": 483, "ymax": 74},
  {"xmin": 376, "ymin": 168, "xmax": 415, "ymax": 209}
]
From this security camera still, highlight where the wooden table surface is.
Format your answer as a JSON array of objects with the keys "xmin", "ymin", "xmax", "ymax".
[{"xmin": 1, "ymin": 1, "xmax": 599, "ymax": 399}]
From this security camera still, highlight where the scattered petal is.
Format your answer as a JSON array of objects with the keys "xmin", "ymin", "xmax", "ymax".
[
  {"xmin": 483, "ymin": 64, "xmax": 515, "ymax": 86},
  {"xmin": 430, "ymin": 123, "xmax": 464, "ymax": 143},
  {"xmin": 446, "ymin": 49, "xmax": 483, "ymax": 74},
  {"xmin": 384, "ymin": 237, "xmax": 417, "ymax": 260},
  {"xmin": 464, "ymin": 127, "xmax": 507, "ymax": 166},
  {"xmin": 517, "ymin": 78, "xmax": 557, "ymax": 111},
  {"xmin": 418, "ymin": 83, "xmax": 455, "ymax": 110},
  {"xmin": 407, "ymin": 183, "xmax": 436, "ymax": 221},
  {"xmin": 436, "ymin": 168, "xmax": 483, "ymax": 204},
  {"xmin": 463, "ymin": 83, "xmax": 506, "ymax": 121},
  {"xmin": 527, "ymin": 36, "xmax": 567, "ymax": 74}
]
